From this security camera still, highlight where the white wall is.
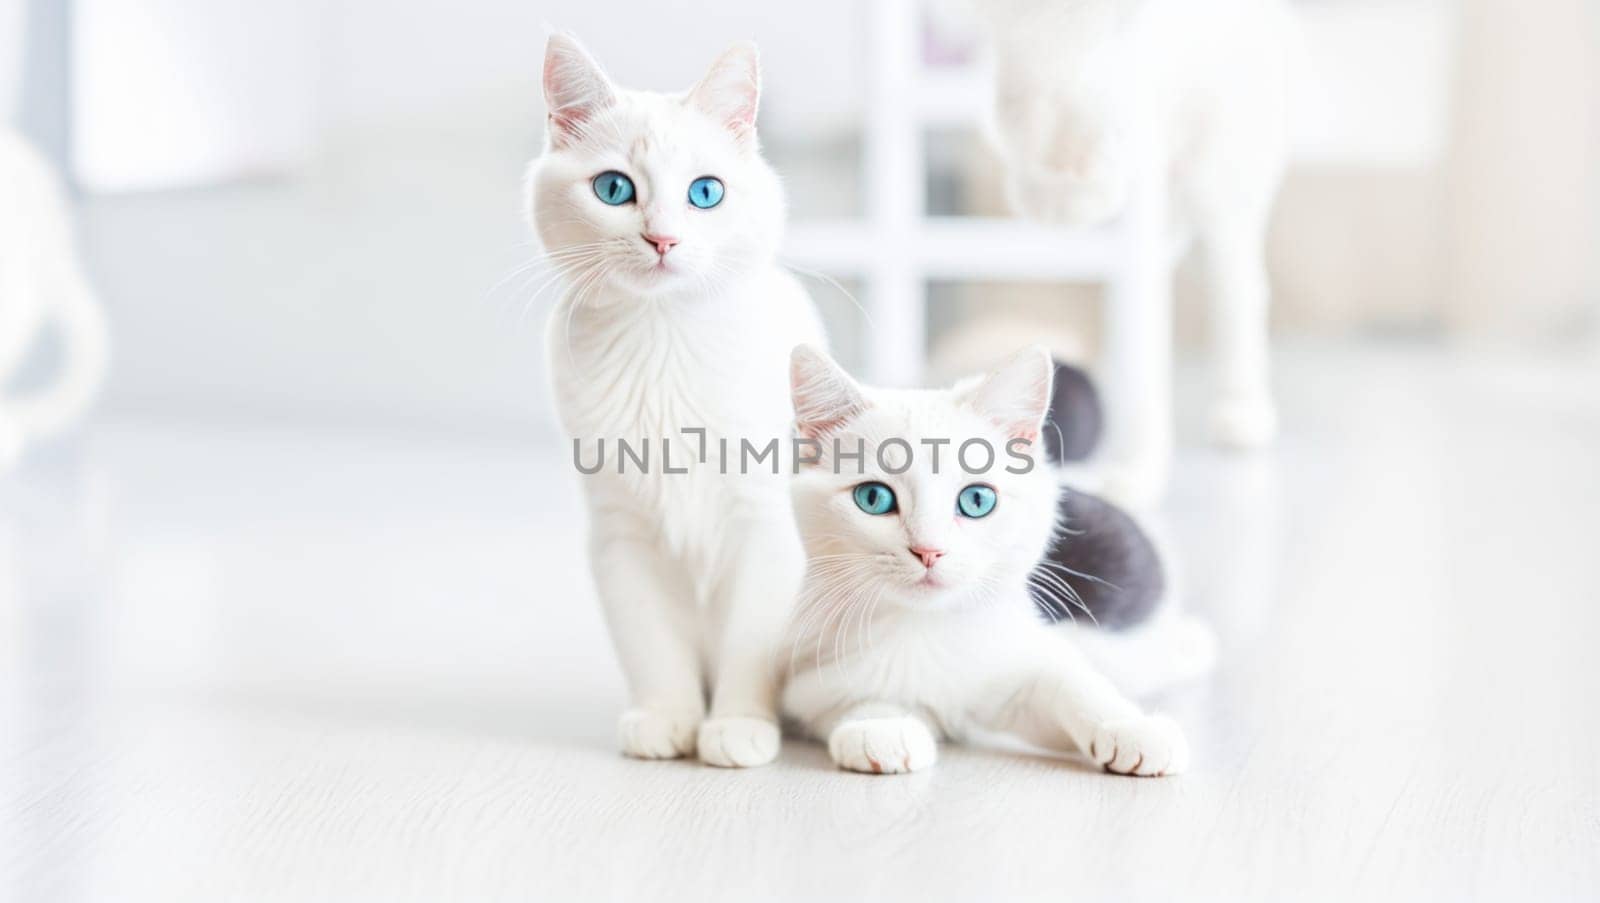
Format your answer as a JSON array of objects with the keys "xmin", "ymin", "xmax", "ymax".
[
  {"xmin": 319, "ymin": 0, "xmax": 864, "ymax": 137},
  {"xmin": 74, "ymin": 0, "xmax": 868, "ymax": 436},
  {"xmin": 72, "ymin": 0, "xmax": 320, "ymax": 191},
  {"xmin": 71, "ymin": 0, "xmax": 868, "ymax": 194},
  {"xmin": 67, "ymin": 0, "xmax": 1483, "ymax": 438}
]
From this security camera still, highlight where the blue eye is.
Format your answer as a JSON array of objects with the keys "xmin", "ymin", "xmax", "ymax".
[
  {"xmin": 853, "ymin": 482, "xmax": 897, "ymax": 516},
  {"xmin": 593, "ymin": 171, "xmax": 635, "ymax": 205},
  {"xmin": 688, "ymin": 176, "xmax": 724, "ymax": 209},
  {"xmin": 957, "ymin": 484, "xmax": 997, "ymax": 519}
]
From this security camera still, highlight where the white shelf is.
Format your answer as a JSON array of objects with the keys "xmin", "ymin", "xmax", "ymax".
[{"xmin": 784, "ymin": 216, "xmax": 1121, "ymax": 282}]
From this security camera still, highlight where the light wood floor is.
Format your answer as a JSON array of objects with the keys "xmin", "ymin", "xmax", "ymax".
[{"xmin": 3, "ymin": 343, "xmax": 1597, "ymax": 901}]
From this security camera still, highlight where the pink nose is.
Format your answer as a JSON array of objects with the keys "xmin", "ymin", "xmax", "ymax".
[
  {"xmin": 910, "ymin": 546, "xmax": 945, "ymax": 569},
  {"xmin": 642, "ymin": 233, "xmax": 680, "ymax": 256}
]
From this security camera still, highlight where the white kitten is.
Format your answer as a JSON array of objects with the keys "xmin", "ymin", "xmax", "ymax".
[
  {"xmin": 781, "ymin": 345, "xmax": 1188, "ymax": 776},
  {"xmin": 0, "ymin": 129, "xmax": 109, "ymax": 471},
  {"xmin": 977, "ymin": 0, "xmax": 1293, "ymax": 501},
  {"xmin": 529, "ymin": 35, "xmax": 825, "ymax": 767}
]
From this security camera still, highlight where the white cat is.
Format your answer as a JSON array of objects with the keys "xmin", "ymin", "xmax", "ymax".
[
  {"xmin": 976, "ymin": 0, "xmax": 1293, "ymax": 502},
  {"xmin": 781, "ymin": 345, "xmax": 1188, "ymax": 775},
  {"xmin": 529, "ymin": 35, "xmax": 825, "ymax": 767},
  {"xmin": 0, "ymin": 129, "xmax": 109, "ymax": 471}
]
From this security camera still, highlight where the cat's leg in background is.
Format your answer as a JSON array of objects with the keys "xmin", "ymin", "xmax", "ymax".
[
  {"xmin": 1200, "ymin": 209, "xmax": 1277, "ymax": 448},
  {"xmin": 587, "ymin": 504, "xmax": 706, "ymax": 759},
  {"xmin": 0, "ymin": 134, "xmax": 108, "ymax": 467},
  {"xmin": 980, "ymin": 633, "xmax": 1189, "ymax": 776},
  {"xmin": 697, "ymin": 515, "xmax": 800, "ymax": 767},
  {"xmin": 2, "ymin": 233, "xmax": 111, "ymax": 451},
  {"xmin": 821, "ymin": 702, "xmax": 938, "ymax": 775},
  {"xmin": 18, "ymin": 223, "xmax": 109, "ymax": 440}
]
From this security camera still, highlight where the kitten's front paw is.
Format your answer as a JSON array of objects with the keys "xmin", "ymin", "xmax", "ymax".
[
  {"xmin": 618, "ymin": 708, "xmax": 701, "ymax": 760},
  {"xmin": 1209, "ymin": 394, "xmax": 1278, "ymax": 449},
  {"xmin": 1089, "ymin": 714, "xmax": 1188, "ymax": 777},
  {"xmin": 697, "ymin": 716, "xmax": 780, "ymax": 768},
  {"xmin": 828, "ymin": 716, "xmax": 937, "ymax": 775}
]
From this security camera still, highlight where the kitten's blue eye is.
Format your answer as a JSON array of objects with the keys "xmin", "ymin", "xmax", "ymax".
[
  {"xmin": 688, "ymin": 176, "xmax": 724, "ymax": 209},
  {"xmin": 957, "ymin": 484, "xmax": 997, "ymax": 519},
  {"xmin": 592, "ymin": 171, "xmax": 635, "ymax": 205},
  {"xmin": 853, "ymin": 482, "xmax": 897, "ymax": 516}
]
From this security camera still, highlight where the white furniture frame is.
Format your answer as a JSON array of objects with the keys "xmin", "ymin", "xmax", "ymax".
[{"xmin": 783, "ymin": 0, "xmax": 1171, "ymax": 481}]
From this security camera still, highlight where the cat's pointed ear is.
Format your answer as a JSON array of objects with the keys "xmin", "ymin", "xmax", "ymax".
[
  {"xmin": 543, "ymin": 33, "xmax": 616, "ymax": 149},
  {"xmin": 791, "ymin": 345, "xmax": 865, "ymax": 440},
  {"xmin": 964, "ymin": 346, "xmax": 1055, "ymax": 443},
  {"xmin": 688, "ymin": 41, "xmax": 761, "ymax": 144}
]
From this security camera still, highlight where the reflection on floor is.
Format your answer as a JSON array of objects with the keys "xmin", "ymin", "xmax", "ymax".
[{"xmin": 3, "ymin": 343, "xmax": 1598, "ymax": 901}]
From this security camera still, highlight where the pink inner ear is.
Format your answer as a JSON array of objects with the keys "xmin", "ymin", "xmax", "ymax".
[
  {"xmin": 724, "ymin": 85, "xmax": 757, "ymax": 131},
  {"xmin": 796, "ymin": 414, "xmax": 849, "ymax": 442},
  {"xmin": 791, "ymin": 349, "xmax": 864, "ymax": 441},
  {"xmin": 699, "ymin": 86, "xmax": 757, "ymax": 140},
  {"xmin": 548, "ymin": 106, "xmax": 599, "ymax": 146},
  {"xmin": 691, "ymin": 46, "xmax": 761, "ymax": 140},
  {"xmin": 543, "ymin": 38, "xmax": 614, "ymax": 147}
]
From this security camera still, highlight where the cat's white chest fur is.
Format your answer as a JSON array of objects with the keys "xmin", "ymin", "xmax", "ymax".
[
  {"xmin": 546, "ymin": 266, "xmax": 823, "ymax": 569},
  {"xmin": 530, "ymin": 35, "xmax": 826, "ymax": 766},
  {"xmin": 785, "ymin": 601, "xmax": 1042, "ymax": 738}
]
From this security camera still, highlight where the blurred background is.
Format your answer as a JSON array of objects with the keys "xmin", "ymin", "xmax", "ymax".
[
  {"xmin": 6, "ymin": 0, "xmax": 1596, "ymax": 439},
  {"xmin": 5, "ymin": 4, "xmax": 1600, "ymax": 899}
]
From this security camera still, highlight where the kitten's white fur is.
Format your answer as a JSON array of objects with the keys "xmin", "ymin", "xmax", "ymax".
[
  {"xmin": 977, "ymin": 0, "xmax": 1293, "ymax": 502},
  {"xmin": 0, "ymin": 129, "xmax": 109, "ymax": 471},
  {"xmin": 782, "ymin": 346, "xmax": 1187, "ymax": 775},
  {"xmin": 529, "ymin": 35, "xmax": 824, "ymax": 767}
]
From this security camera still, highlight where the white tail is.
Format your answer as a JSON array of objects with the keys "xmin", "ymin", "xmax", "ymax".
[
  {"xmin": 1, "ymin": 129, "xmax": 110, "ymax": 468},
  {"xmin": 6, "ymin": 260, "xmax": 109, "ymax": 437}
]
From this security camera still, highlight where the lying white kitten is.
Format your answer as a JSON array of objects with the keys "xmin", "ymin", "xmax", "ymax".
[
  {"xmin": 0, "ymin": 129, "xmax": 109, "ymax": 471},
  {"xmin": 975, "ymin": 0, "xmax": 1294, "ymax": 500},
  {"xmin": 529, "ymin": 35, "xmax": 825, "ymax": 766},
  {"xmin": 782, "ymin": 345, "xmax": 1188, "ymax": 776}
]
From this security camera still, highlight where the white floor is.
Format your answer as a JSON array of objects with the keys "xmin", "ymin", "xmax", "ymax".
[{"xmin": 3, "ymin": 343, "xmax": 1598, "ymax": 902}]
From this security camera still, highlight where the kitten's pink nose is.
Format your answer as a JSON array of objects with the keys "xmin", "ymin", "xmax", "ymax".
[
  {"xmin": 910, "ymin": 546, "xmax": 945, "ymax": 569},
  {"xmin": 642, "ymin": 233, "xmax": 680, "ymax": 256}
]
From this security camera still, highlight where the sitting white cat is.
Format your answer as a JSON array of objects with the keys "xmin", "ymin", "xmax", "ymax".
[
  {"xmin": 782, "ymin": 345, "xmax": 1188, "ymax": 776},
  {"xmin": 529, "ymin": 35, "xmax": 825, "ymax": 766}
]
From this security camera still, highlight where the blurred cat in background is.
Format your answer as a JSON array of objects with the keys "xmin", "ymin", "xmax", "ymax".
[
  {"xmin": 974, "ymin": 0, "xmax": 1293, "ymax": 502},
  {"xmin": 528, "ymin": 35, "xmax": 824, "ymax": 767},
  {"xmin": 1, "ymin": 28, "xmax": 109, "ymax": 472}
]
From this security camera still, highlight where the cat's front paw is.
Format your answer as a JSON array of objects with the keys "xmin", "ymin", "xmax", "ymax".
[
  {"xmin": 618, "ymin": 707, "xmax": 701, "ymax": 760},
  {"xmin": 697, "ymin": 716, "xmax": 780, "ymax": 768},
  {"xmin": 1089, "ymin": 714, "xmax": 1188, "ymax": 777},
  {"xmin": 828, "ymin": 716, "xmax": 937, "ymax": 775}
]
